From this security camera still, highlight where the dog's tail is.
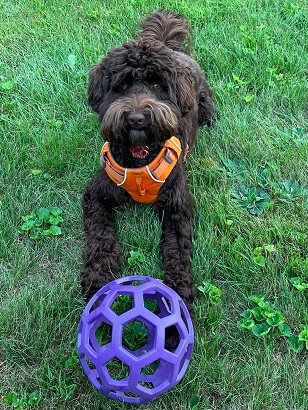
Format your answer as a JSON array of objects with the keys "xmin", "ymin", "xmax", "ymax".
[{"xmin": 140, "ymin": 10, "xmax": 188, "ymax": 51}]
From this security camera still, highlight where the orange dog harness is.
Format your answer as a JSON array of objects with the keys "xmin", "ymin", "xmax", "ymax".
[{"xmin": 100, "ymin": 137, "xmax": 183, "ymax": 203}]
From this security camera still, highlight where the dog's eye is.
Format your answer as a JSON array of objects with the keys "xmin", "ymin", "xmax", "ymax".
[{"xmin": 152, "ymin": 83, "xmax": 161, "ymax": 90}]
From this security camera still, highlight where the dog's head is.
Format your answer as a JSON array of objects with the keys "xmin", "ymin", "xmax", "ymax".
[{"xmin": 88, "ymin": 40, "xmax": 195, "ymax": 148}]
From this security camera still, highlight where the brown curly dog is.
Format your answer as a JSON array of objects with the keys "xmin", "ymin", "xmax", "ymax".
[{"xmin": 81, "ymin": 10, "xmax": 216, "ymax": 322}]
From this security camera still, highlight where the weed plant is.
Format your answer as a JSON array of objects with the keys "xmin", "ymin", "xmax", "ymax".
[{"xmin": 1, "ymin": 0, "xmax": 307, "ymax": 409}]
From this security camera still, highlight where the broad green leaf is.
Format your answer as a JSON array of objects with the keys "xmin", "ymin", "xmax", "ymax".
[
  {"xmin": 254, "ymin": 246, "xmax": 263, "ymax": 255},
  {"xmin": 67, "ymin": 54, "xmax": 77, "ymax": 68},
  {"xmin": 279, "ymin": 324, "xmax": 292, "ymax": 337},
  {"xmin": 254, "ymin": 255, "xmax": 266, "ymax": 267},
  {"xmin": 231, "ymin": 186, "xmax": 271, "ymax": 215},
  {"xmin": 48, "ymin": 119, "xmax": 63, "ymax": 128},
  {"xmin": 133, "ymin": 321, "xmax": 147, "ymax": 335},
  {"xmin": 50, "ymin": 206, "xmax": 62, "ymax": 216},
  {"xmin": 21, "ymin": 213, "xmax": 35, "ymax": 221},
  {"xmin": 289, "ymin": 277, "xmax": 301, "ymax": 286},
  {"xmin": 37, "ymin": 207, "xmax": 50, "ymax": 217},
  {"xmin": 144, "ymin": 299, "xmax": 157, "ymax": 312},
  {"xmin": 252, "ymin": 323, "xmax": 271, "ymax": 337},
  {"xmin": 249, "ymin": 294, "xmax": 265, "ymax": 304},
  {"xmin": 232, "ymin": 73, "xmax": 246, "ymax": 85},
  {"xmin": 264, "ymin": 244, "xmax": 275, "ymax": 253},
  {"xmin": 43, "ymin": 214, "xmax": 51, "ymax": 223},
  {"xmin": 198, "ymin": 282, "xmax": 211, "ymax": 293},
  {"xmin": 30, "ymin": 231, "xmax": 41, "ymax": 240},
  {"xmin": 49, "ymin": 225, "xmax": 62, "ymax": 235},
  {"xmin": 258, "ymin": 301, "xmax": 271, "ymax": 309},
  {"xmin": 287, "ymin": 334, "xmax": 304, "ymax": 352},
  {"xmin": 3, "ymin": 392, "xmax": 18, "ymax": 405},
  {"xmin": 31, "ymin": 169, "xmax": 42, "ymax": 176},
  {"xmin": 298, "ymin": 329, "xmax": 308, "ymax": 341},
  {"xmin": 210, "ymin": 296, "xmax": 222, "ymax": 305},
  {"xmin": 299, "ymin": 329, "xmax": 308, "ymax": 350},
  {"xmin": 21, "ymin": 219, "xmax": 36, "ymax": 231},
  {"xmin": 35, "ymin": 216, "xmax": 44, "ymax": 226},
  {"xmin": 65, "ymin": 350, "xmax": 79, "ymax": 368},
  {"xmin": 49, "ymin": 215, "xmax": 63, "ymax": 225},
  {"xmin": 266, "ymin": 312, "xmax": 285, "ymax": 327},
  {"xmin": 262, "ymin": 307, "xmax": 277, "ymax": 318},
  {"xmin": 189, "ymin": 396, "xmax": 200, "ymax": 408},
  {"xmin": 250, "ymin": 307, "xmax": 266, "ymax": 321},
  {"xmin": 209, "ymin": 288, "xmax": 222, "ymax": 298},
  {"xmin": 237, "ymin": 319, "xmax": 255, "ymax": 331},
  {"xmin": 289, "ymin": 277, "xmax": 308, "ymax": 291},
  {"xmin": 294, "ymin": 283, "xmax": 308, "ymax": 291},
  {"xmin": 241, "ymin": 309, "xmax": 252, "ymax": 319},
  {"xmin": 244, "ymin": 94, "xmax": 255, "ymax": 103},
  {"xmin": 1, "ymin": 80, "xmax": 15, "ymax": 91},
  {"xmin": 27, "ymin": 391, "xmax": 41, "ymax": 405}
]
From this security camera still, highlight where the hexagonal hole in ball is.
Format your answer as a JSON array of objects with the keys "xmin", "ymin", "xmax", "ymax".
[
  {"xmin": 164, "ymin": 324, "xmax": 180, "ymax": 352},
  {"xmin": 122, "ymin": 320, "xmax": 149, "ymax": 352},
  {"xmin": 105, "ymin": 357, "xmax": 130, "ymax": 381},
  {"xmin": 94, "ymin": 322, "xmax": 112, "ymax": 347},
  {"xmin": 110, "ymin": 293, "xmax": 134, "ymax": 316},
  {"xmin": 143, "ymin": 291, "xmax": 172, "ymax": 318}
]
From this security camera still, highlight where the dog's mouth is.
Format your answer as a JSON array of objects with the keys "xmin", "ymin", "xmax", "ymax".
[
  {"xmin": 128, "ymin": 129, "xmax": 152, "ymax": 159},
  {"xmin": 130, "ymin": 145, "xmax": 149, "ymax": 159}
]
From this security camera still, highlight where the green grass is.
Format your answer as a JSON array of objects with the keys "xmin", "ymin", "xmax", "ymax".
[{"xmin": 1, "ymin": 0, "xmax": 307, "ymax": 409}]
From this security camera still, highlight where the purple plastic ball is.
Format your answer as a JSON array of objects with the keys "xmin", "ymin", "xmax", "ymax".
[{"xmin": 77, "ymin": 275, "xmax": 194, "ymax": 404}]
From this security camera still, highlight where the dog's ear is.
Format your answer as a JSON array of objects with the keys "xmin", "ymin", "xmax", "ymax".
[
  {"xmin": 198, "ymin": 82, "xmax": 216, "ymax": 127},
  {"xmin": 88, "ymin": 61, "xmax": 108, "ymax": 112},
  {"xmin": 175, "ymin": 69, "xmax": 196, "ymax": 116}
]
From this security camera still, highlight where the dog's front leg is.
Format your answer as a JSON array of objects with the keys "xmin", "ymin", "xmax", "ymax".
[
  {"xmin": 81, "ymin": 169, "xmax": 128, "ymax": 301},
  {"xmin": 156, "ymin": 166, "xmax": 195, "ymax": 319}
]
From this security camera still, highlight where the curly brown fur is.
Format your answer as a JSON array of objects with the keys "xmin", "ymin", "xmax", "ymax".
[{"xmin": 82, "ymin": 10, "xmax": 216, "ymax": 324}]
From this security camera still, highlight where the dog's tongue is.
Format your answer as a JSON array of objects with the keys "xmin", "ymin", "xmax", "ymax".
[{"xmin": 130, "ymin": 146, "xmax": 149, "ymax": 159}]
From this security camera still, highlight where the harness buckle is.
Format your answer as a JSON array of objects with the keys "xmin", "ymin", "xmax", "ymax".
[
  {"xmin": 164, "ymin": 148, "xmax": 174, "ymax": 164},
  {"xmin": 100, "ymin": 153, "xmax": 106, "ymax": 167}
]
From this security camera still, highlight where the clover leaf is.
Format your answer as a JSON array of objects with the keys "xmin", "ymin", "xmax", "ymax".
[
  {"xmin": 198, "ymin": 280, "xmax": 222, "ymax": 305},
  {"xmin": 127, "ymin": 251, "xmax": 145, "ymax": 266},
  {"xmin": 19, "ymin": 207, "xmax": 63, "ymax": 240}
]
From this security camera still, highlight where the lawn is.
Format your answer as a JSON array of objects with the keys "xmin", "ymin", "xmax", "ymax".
[{"xmin": 0, "ymin": 0, "xmax": 307, "ymax": 409}]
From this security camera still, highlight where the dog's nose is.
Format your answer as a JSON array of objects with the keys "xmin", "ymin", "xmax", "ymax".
[{"xmin": 127, "ymin": 112, "xmax": 146, "ymax": 128}]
